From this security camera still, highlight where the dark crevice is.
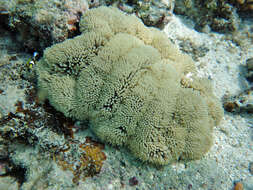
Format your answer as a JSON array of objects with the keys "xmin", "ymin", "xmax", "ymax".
[{"xmin": 118, "ymin": 126, "xmax": 127, "ymax": 134}]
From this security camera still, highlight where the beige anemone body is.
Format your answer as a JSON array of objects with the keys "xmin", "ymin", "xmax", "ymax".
[{"xmin": 36, "ymin": 6, "xmax": 223, "ymax": 165}]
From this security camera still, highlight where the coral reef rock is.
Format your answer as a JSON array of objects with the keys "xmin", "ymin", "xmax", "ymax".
[
  {"xmin": 87, "ymin": 0, "xmax": 175, "ymax": 28},
  {"xmin": 174, "ymin": 0, "xmax": 253, "ymax": 33},
  {"xmin": 0, "ymin": 0, "xmax": 88, "ymax": 52},
  {"xmin": 36, "ymin": 6, "xmax": 223, "ymax": 165}
]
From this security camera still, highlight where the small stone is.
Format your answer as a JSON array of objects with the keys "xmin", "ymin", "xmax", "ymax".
[
  {"xmin": 129, "ymin": 176, "xmax": 138, "ymax": 186},
  {"xmin": 234, "ymin": 182, "xmax": 243, "ymax": 190},
  {"xmin": 224, "ymin": 101, "xmax": 238, "ymax": 112}
]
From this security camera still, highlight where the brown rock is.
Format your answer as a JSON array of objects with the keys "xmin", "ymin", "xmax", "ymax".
[{"xmin": 234, "ymin": 182, "xmax": 243, "ymax": 190}]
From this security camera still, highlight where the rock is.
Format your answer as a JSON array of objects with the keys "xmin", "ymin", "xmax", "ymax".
[
  {"xmin": 246, "ymin": 58, "xmax": 253, "ymax": 82},
  {"xmin": 242, "ymin": 176, "xmax": 253, "ymax": 190},
  {"xmin": 234, "ymin": 182, "xmax": 244, "ymax": 190}
]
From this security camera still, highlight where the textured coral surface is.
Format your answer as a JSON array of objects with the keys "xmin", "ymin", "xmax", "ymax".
[
  {"xmin": 174, "ymin": 0, "xmax": 253, "ymax": 33},
  {"xmin": 0, "ymin": 0, "xmax": 88, "ymax": 52},
  {"xmin": 37, "ymin": 6, "xmax": 223, "ymax": 165}
]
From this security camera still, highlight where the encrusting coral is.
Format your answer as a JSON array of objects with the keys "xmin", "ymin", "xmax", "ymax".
[{"xmin": 36, "ymin": 6, "xmax": 224, "ymax": 165}]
